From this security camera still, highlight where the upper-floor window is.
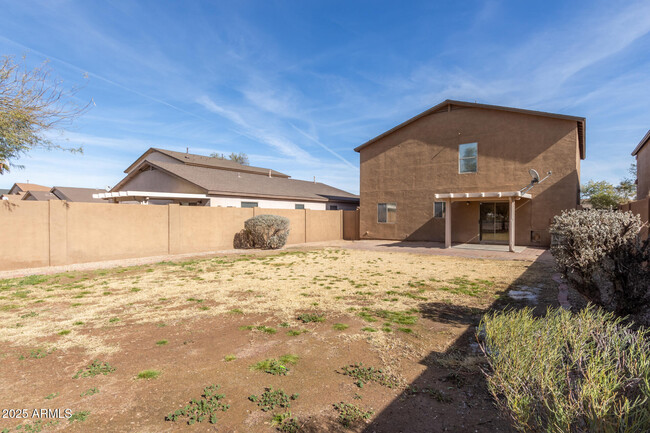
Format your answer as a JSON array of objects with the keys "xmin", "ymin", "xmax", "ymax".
[
  {"xmin": 378, "ymin": 202, "xmax": 396, "ymax": 223},
  {"xmin": 241, "ymin": 201, "xmax": 258, "ymax": 208},
  {"xmin": 459, "ymin": 142, "xmax": 478, "ymax": 173}
]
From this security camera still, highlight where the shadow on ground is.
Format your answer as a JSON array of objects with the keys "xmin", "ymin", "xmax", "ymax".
[{"xmin": 358, "ymin": 252, "xmax": 557, "ymax": 433}]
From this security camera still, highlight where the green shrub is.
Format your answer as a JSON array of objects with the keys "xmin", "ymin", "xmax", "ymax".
[
  {"xmin": 550, "ymin": 209, "xmax": 650, "ymax": 325},
  {"xmin": 165, "ymin": 384, "xmax": 229, "ymax": 425},
  {"xmin": 479, "ymin": 306, "xmax": 650, "ymax": 433},
  {"xmin": 333, "ymin": 402, "xmax": 373, "ymax": 427},
  {"xmin": 233, "ymin": 214, "xmax": 290, "ymax": 250}
]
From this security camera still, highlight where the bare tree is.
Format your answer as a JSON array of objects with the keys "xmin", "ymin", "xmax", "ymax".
[
  {"xmin": 0, "ymin": 55, "xmax": 92, "ymax": 173},
  {"xmin": 209, "ymin": 151, "xmax": 250, "ymax": 166}
]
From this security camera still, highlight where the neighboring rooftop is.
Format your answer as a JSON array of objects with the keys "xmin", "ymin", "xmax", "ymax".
[
  {"xmin": 631, "ymin": 130, "xmax": 650, "ymax": 156},
  {"xmin": 125, "ymin": 148, "xmax": 291, "ymax": 178},
  {"xmin": 354, "ymin": 99, "xmax": 586, "ymax": 159},
  {"xmin": 115, "ymin": 159, "xmax": 359, "ymax": 202},
  {"xmin": 8, "ymin": 183, "xmax": 51, "ymax": 195},
  {"xmin": 51, "ymin": 186, "xmax": 108, "ymax": 203},
  {"xmin": 22, "ymin": 190, "xmax": 60, "ymax": 201}
]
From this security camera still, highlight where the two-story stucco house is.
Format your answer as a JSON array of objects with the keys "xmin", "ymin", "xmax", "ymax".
[{"xmin": 354, "ymin": 100, "xmax": 586, "ymax": 250}]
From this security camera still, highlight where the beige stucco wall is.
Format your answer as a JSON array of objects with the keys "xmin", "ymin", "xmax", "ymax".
[
  {"xmin": 0, "ymin": 202, "xmax": 344, "ymax": 271},
  {"xmin": 306, "ymin": 209, "xmax": 343, "ymax": 242},
  {"xmin": 358, "ymin": 107, "xmax": 581, "ymax": 246},
  {"xmin": 0, "ymin": 201, "xmax": 50, "ymax": 269},
  {"xmin": 178, "ymin": 207, "xmax": 254, "ymax": 254},
  {"xmin": 253, "ymin": 208, "xmax": 307, "ymax": 245},
  {"xmin": 66, "ymin": 202, "xmax": 170, "ymax": 263},
  {"xmin": 636, "ymin": 144, "xmax": 650, "ymax": 200}
]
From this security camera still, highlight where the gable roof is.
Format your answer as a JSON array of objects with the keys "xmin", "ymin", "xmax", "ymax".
[
  {"xmin": 22, "ymin": 190, "xmax": 60, "ymax": 201},
  {"xmin": 9, "ymin": 183, "xmax": 50, "ymax": 194},
  {"xmin": 354, "ymin": 99, "xmax": 587, "ymax": 159},
  {"xmin": 51, "ymin": 186, "xmax": 108, "ymax": 203},
  {"xmin": 631, "ymin": 130, "xmax": 650, "ymax": 156},
  {"xmin": 124, "ymin": 148, "xmax": 291, "ymax": 178},
  {"xmin": 117, "ymin": 160, "xmax": 358, "ymax": 203}
]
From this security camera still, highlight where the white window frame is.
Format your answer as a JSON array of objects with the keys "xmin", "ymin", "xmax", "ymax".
[
  {"xmin": 377, "ymin": 202, "xmax": 397, "ymax": 224},
  {"xmin": 433, "ymin": 201, "xmax": 446, "ymax": 218},
  {"xmin": 459, "ymin": 142, "xmax": 478, "ymax": 174}
]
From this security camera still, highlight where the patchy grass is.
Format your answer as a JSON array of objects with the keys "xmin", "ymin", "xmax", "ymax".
[
  {"xmin": 137, "ymin": 369, "xmax": 161, "ymax": 379},
  {"xmin": 81, "ymin": 387, "xmax": 99, "ymax": 397},
  {"xmin": 297, "ymin": 313, "xmax": 325, "ymax": 323},
  {"xmin": 239, "ymin": 325, "xmax": 277, "ymax": 334},
  {"xmin": 73, "ymin": 360, "xmax": 115, "ymax": 379},
  {"xmin": 334, "ymin": 402, "xmax": 374, "ymax": 427},
  {"xmin": 0, "ymin": 248, "xmax": 553, "ymax": 432},
  {"xmin": 155, "ymin": 339, "xmax": 168, "ymax": 346},
  {"xmin": 165, "ymin": 384, "xmax": 229, "ymax": 425},
  {"xmin": 340, "ymin": 363, "xmax": 399, "ymax": 388},
  {"xmin": 249, "ymin": 387, "xmax": 299, "ymax": 412},
  {"xmin": 68, "ymin": 411, "xmax": 90, "ymax": 423},
  {"xmin": 251, "ymin": 355, "xmax": 299, "ymax": 376}
]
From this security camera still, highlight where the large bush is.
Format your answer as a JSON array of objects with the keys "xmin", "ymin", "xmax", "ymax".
[
  {"xmin": 480, "ymin": 307, "xmax": 650, "ymax": 433},
  {"xmin": 550, "ymin": 209, "xmax": 650, "ymax": 325},
  {"xmin": 233, "ymin": 214, "xmax": 290, "ymax": 250}
]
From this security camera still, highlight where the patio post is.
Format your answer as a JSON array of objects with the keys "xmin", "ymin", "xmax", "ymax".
[
  {"xmin": 508, "ymin": 197, "xmax": 515, "ymax": 252},
  {"xmin": 445, "ymin": 198, "xmax": 451, "ymax": 248}
]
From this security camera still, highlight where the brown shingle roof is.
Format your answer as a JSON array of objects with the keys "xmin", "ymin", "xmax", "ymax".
[
  {"xmin": 149, "ymin": 160, "xmax": 358, "ymax": 202},
  {"xmin": 354, "ymin": 99, "xmax": 586, "ymax": 159},
  {"xmin": 51, "ymin": 186, "xmax": 108, "ymax": 203},
  {"xmin": 124, "ymin": 148, "xmax": 291, "ymax": 178},
  {"xmin": 9, "ymin": 183, "xmax": 50, "ymax": 194},
  {"xmin": 21, "ymin": 190, "xmax": 60, "ymax": 201}
]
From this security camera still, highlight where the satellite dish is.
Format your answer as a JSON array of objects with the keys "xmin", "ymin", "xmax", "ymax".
[{"xmin": 529, "ymin": 169, "xmax": 540, "ymax": 183}]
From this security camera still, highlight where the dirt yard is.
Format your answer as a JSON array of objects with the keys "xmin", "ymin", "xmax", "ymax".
[{"xmin": 0, "ymin": 247, "xmax": 557, "ymax": 432}]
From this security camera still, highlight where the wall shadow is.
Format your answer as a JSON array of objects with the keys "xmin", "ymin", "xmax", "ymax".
[{"xmin": 359, "ymin": 252, "xmax": 557, "ymax": 433}]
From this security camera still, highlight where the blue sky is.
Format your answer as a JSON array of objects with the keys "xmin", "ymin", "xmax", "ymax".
[{"xmin": 1, "ymin": 0, "xmax": 649, "ymax": 194}]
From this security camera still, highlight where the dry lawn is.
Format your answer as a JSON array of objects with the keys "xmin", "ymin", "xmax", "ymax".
[{"xmin": 0, "ymin": 247, "xmax": 555, "ymax": 433}]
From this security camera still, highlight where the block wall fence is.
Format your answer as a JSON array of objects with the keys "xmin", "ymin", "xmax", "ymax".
[{"xmin": 0, "ymin": 201, "xmax": 345, "ymax": 271}]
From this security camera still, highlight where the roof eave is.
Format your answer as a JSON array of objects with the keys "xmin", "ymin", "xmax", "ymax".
[
  {"xmin": 631, "ymin": 130, "xmax": 650, "ymax": 156},
  {"xmin": 354, "ymin": 99, "xmax": 587, "ymax": 158}
]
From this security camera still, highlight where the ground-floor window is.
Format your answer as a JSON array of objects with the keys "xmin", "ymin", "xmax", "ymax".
[
  {"xmin": 241, "ymin": 201, "xmax": 258, "ymax": 208},
  {"xmin": 433, "ymin": 201, "xmax": 446, "ymax": 218},
  {"xmin": 378, "ymin": 202, "xmax": 396, "ymax": 223},
  {"xmin": 329, "ymin": 205, "xmax": 338, "ymax": 210},
  {"xmin": 295, "ymin": 204, "xmax": 305, "ymax": 209}
]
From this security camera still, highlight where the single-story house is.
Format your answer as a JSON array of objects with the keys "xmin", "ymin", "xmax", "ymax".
[
  {"xmin": 632, "ymin": 130, "xmax": 650, "ymax": 200},
  {"xmin": 94, "ymin": 148, "xmax": 359, "ymax": 210},
  {"xmin": 21, "ymin": 186, "xmax": 108, "ymax": 203},
  {"xmin": 354, "ymin": 99, "xmax": 586, "ymax": 250}
]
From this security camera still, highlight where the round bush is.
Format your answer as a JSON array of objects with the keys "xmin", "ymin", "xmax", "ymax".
[
  {"xmin": 233, "ymin": 214, "xmax": 290, "ymax": 250},
  {"xmin": 550, "ymin": 209, "xmax": 650, "ymax": 325}
]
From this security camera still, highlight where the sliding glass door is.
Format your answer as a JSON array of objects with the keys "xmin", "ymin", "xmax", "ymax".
[{"xmin": 479, "ymin": 202, "xmax": 509, "ymax": 243}]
